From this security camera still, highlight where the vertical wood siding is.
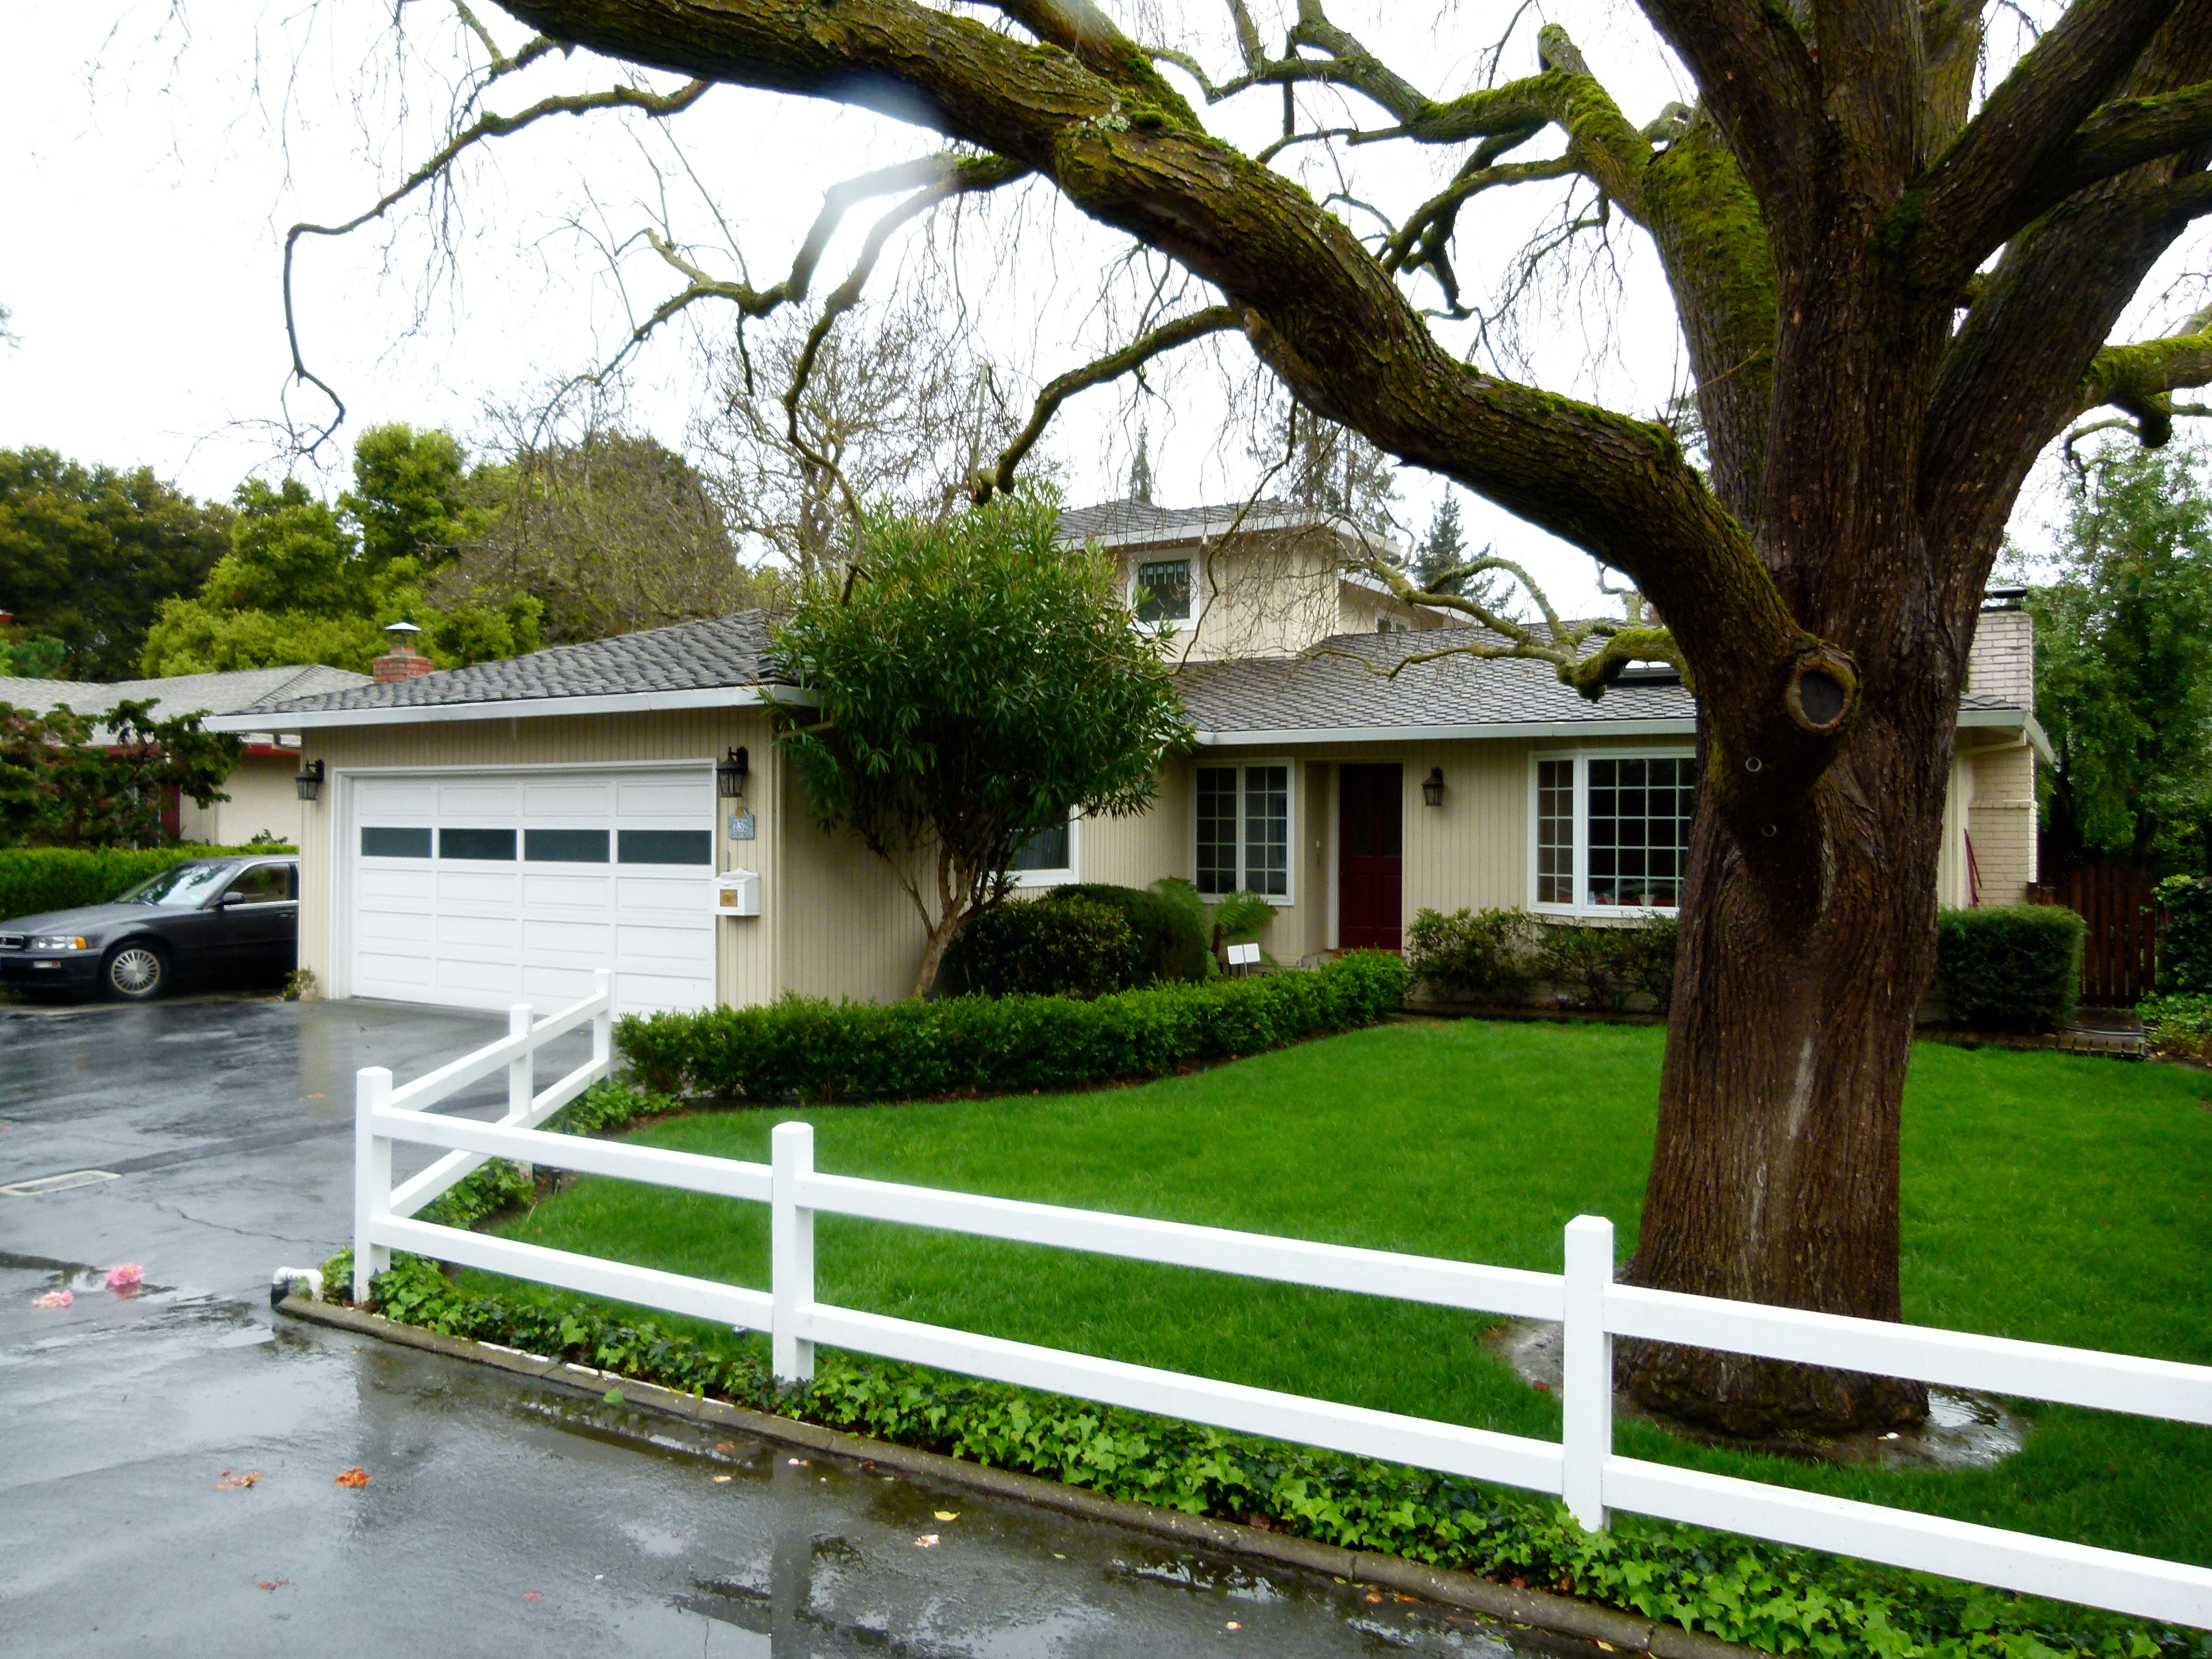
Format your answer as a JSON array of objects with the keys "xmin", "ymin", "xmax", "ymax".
[{"xmin": 774, "ymin": 751, "xmax": 929, "ymax": 1004}]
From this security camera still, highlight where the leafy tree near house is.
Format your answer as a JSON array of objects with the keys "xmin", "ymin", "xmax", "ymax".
[
  {"xmin": 773, "ymin": 494, "xmax": 1189, "ymax": 998},
  {"xmin": 443, "ymin": 427, "xmax": 786, "ymax": 644},
  {"xmin": 139, "ymin": 427, "xmax": 539, "ymax": 676},
  {"xmin": 2025, "ymin": 441, "xmax": 2212, "ymax": 874},
  {"xmin": 0, "ymin": 698, "xmax": 238, "ymax": 849},
  {"xmin": 0, "ymin": 449, "xmax": 231, "ymax": 680}
]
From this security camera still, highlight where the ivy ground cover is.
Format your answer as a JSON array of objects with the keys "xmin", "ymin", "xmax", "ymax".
[{"xmin": 478, "ymin": 1017, "xmax": 2212, "ymax": 1570}]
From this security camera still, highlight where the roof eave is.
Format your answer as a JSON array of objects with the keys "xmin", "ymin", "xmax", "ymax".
[
  {"xmin": 203, "ymin": 682, "xmax": 815, "ymax": 733},
  {"xmin": 1191, "ymin": 716, "xmax": 1699, "ymax": 747}
]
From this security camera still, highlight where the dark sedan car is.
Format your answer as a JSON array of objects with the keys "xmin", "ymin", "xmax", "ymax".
[{"xmin": 0, "ymin": 855, "xmax": 299, "ymax": 1001}]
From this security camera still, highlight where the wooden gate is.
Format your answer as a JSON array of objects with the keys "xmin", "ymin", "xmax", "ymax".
[{"xmin": 2057, "ymin": 865, "xmax": 2162, "ymax": 1004}]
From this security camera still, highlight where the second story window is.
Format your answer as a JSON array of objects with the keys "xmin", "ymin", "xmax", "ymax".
[{"xmin": 1135, "ymin": 558, "xmax": 1193, "ymax": 624}]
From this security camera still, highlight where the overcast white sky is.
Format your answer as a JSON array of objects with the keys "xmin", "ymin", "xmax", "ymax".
[{"xmin": 3, "ymin": 2, "xmax": 2200, "ymax": 610}]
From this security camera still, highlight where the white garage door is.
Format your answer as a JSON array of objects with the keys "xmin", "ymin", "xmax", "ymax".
[{"xmin": 348, "ymin": 767, "xmax": 718, "ymax": 1015}]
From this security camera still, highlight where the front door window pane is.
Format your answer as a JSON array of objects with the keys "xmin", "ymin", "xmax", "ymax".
[
  {"xmin": 1196, "ymin": 767, "xmax": 1238, "ymax": 895},
  {"xmin": 1537, "ymin": 759, "xmax": 1575, "ymax": 904},
  {"xmin": 1243, "ymin": 765, "xmax": 1288, "ymax": 896},
  {"xmin": 1135, "ymin": 559, "xmax": 1192, "ymax": 624}
]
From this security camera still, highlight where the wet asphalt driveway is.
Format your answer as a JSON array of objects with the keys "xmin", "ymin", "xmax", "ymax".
[{"xmin": 0, "ymin": 993, "xmax": 1549, "ymax": 1656}]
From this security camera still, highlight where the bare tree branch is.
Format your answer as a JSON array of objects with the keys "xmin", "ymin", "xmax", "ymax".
[
  {"xmin": 971, "ymin": 304, "xmax": 1237, "ymax": 502},
  {"xmin": 282, "ymin": 73, "xmax": 713, "ymax": 450}
]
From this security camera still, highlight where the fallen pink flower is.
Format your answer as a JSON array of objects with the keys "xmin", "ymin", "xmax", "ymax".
[
  {"xmin": 33, "ymin": 1289, "xmax": 73, "ymax": 1309},
  {"xmin": 105, "ymin": 1263, "xmax": 143, "ymax": 1292}
]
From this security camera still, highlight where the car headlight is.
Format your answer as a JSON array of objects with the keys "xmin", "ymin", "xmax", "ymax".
[{"xmin": 29, "ymin": 935, "xmax": 91, "ymax": 952}]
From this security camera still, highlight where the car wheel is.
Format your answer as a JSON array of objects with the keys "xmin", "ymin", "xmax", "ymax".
[{"xmin": 101, "ymin": 942, "xmax": 169, "ymax": 1002}]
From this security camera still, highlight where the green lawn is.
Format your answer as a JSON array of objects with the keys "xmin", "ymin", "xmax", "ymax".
[{"xmin": 484, "ymin": 1018, "xmax": 2212, "ymax": 1566}]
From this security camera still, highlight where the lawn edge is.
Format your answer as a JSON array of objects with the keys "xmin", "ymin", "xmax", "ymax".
[{"xmin": 281, "ymin": 1293, "xmax": 1753, "ymax": 1659}]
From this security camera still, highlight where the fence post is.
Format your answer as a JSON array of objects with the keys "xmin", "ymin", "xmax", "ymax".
[
  {"xmin": 1562, "ymin": 1214, "xmax": 1615, "ymax": 1532},
  {"xmin": 354, "ymin": 1067, "xmax": 393, "ymax": 1304},
  {"xmin": 592, "ymin": 968, "xmax": 614, "ymax": 1080},
  {"xmin": 506, "ymin": 1003, "xmax": 534, "ymax": 1118},
  {"xmin": 771, "ymin": 1120, "xmax": 816, "ymax": 1384}
]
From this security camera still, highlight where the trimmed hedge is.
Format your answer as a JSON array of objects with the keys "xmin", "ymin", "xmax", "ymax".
[
  {"xmin": 1406, "ymin": 907, "xmax": 1677, "ymax": 1013},
  {"xmin": 1934, "ymin": 906, "xmax": 2085, "ymax": 1033},
  {"xmin": 939, "ymin": 894, "xmax": 1143, "ymax": 999},
  {"xmin": 0, "ymin": 843, "xmax": 296, "ymax": 922},
  {"xmin": 618, "ymin": 951, "xmax": 1409, "ymax": 1102},
  {"xmin": 939, "ymin": 881, "xmax": 1212, "ymax": 997}
]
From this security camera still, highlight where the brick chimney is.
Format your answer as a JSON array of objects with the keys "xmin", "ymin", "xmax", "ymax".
[{"xmin": 372, "ymin": 621, "xmax": 436, "ymax": 684}]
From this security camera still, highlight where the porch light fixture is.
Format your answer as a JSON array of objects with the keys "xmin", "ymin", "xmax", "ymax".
[
  {"xmin": 294, "ymin": 759, "xmax": 326, "ymax": 802},
  {"xmin": 717, "ymin": 747, "xmax": 750, "ymax": 799},
  {"xmin": 1421, "ymin": 767, "xmax": 1445, "ymax": 807}
]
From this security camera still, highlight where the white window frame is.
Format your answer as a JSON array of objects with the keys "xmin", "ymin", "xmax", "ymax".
[
  {"xmin": 1009, "ymin": 810, "xmax": 1082, "ymax": 889},
  {"xmin": 1527, "ymin": 748, "xmax": 1698, "ymax": 917},
  {"xmin": 1129, "ymin": 553, "xmax": 1203, "ymax": 637},
  {"xmin": 1192, "ymin": 758, "xmax": 1296, "ymax": 905}
]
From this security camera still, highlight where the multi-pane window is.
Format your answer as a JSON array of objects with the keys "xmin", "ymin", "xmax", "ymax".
[
  {"xmin": 1195, "ymin": 763, "xmax": 1291, "ymax": 898},
  {"xmin": 1532, "ymin": 753, "xmax": 1697, "ymax": 911},
  {"xmin": 1135, "ymin": 559, "xmax": 1193, "ymax": 624},
  {"xmin": 1536, "ymin": 758, "xmax": 1576, "ymax": 905}
]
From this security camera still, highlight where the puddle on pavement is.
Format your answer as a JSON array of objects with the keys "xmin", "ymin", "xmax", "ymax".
[{"xmin": 1487, "ymin": 1317, "xmax": 2028, "ymax": 1470}]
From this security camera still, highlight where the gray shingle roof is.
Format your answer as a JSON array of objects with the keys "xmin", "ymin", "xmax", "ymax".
[
  {"xmin": 242, "ymin": 611, "xmax": 788, "ymax": 716},
  {"xmin": 0, "ymin": 664, "xmax": 369, "ymax": 725},
  {"xmin": 1058, "ymin": 497, "xmax": 1369, "ymax": 549},
  {"xmin": 1176, "ymin": 627, "xmax": 2026, "ymax": 737}
]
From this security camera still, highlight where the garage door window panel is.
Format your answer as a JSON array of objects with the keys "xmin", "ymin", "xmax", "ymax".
[
  {"xmin": 619, "ymin": 830, "xmax": 712, "ymax": 865},
  {"xmin": 525, "ymin": 828, "xmax": 611, "ymax": 863},
  {"xmin": 361, "ymin": 826, "xmax": 432, "ymax": 859},
  {"xmin": 440, "ymin": 827, "xmax": 517, "ymax": 861}
]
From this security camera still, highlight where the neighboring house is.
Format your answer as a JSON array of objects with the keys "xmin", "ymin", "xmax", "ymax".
[
  {"xmin": 2, "ymin": 664, "xmax": 371, "ymax": 845},
  {"xmin": 207, "ymin": 503, "xmax": 2047, "ymax": 1016}
]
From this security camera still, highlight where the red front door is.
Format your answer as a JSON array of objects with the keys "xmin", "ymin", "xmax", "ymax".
[{"xmin": 1339, "ymin": 764, "xmax": 1403, "ymax": 950}]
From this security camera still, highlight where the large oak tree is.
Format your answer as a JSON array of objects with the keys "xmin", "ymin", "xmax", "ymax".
[{"xmin": 290, "ymin": 0, "xmax": 2212, "ymax": 1433}]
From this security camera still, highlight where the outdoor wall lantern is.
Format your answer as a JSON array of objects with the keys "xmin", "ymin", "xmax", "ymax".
[
  {"xmin": 1421, "ymin": 767, "xmax": 1445, "ymax": 807},
  {"xmin": 295, "ymin": 759, "xmax": 327, "ymax": 802},
  {"xmin": 717, "ymin": 747, "xmax": 750, "ymax": 799}
]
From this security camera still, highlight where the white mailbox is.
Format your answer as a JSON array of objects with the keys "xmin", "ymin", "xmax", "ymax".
[{"xmin": 715, "ymin": 868, "xmax": 761, "ymax": 917}]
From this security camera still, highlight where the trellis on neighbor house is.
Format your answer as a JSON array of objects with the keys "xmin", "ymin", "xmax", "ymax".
[{"xmin": 346, "ymin": 990, "xmax": 2212, "ymax": 1630}]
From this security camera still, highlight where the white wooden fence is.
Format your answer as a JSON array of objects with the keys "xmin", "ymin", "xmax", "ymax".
[{"xmin": 350, "ymin": 998, "xmax": 2212, "ymax": 1629}]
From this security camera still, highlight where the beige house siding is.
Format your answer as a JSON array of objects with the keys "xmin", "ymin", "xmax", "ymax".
[
  {"xmin": 1966, "ymin": 740, "xmax": 2037, "ymax": 905},
  {"xmin": 1078, "ymin": 767, "xmax": 1194, "ymax": 890},
  {"xmin": 774, "ymin": 751, "xmax": 930, "ymax": 1005},
  {"xmin": 1123, "ymin": 536, "xmax": 1442, "ymax": 665},
  {"xmin": 180, "ymin": 753, "xmax": 304, "ymax": 847},
  {"xmin": 293, "ymin": 708, "xmax": 777, "ymax": 1008}
]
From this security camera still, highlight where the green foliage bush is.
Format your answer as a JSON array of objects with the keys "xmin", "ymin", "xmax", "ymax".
[
  {"xmin": 1406, "ymin": 906, "xmax": 1538, "ymax": 1002},
  {"xmin": 1535, "ymin": 917, "xmax": 1680, "ymax": 1012},
  {"xmin": 1208, "ymin": 889, "xmax": 1276, "ymax": 945},
  {"xmin": 325, "ymin": 1251, "xmax": 2186, "ymax": 1659},
  {"xmin": 942, "ymin": 881, "xmax": 1212, "ymax": 997},
  {"xmin": 941, "ymin": 894, "xmax": 1143, "ymax": 998},
  {"xmin": 2136, "ymin": 992, "xmax": 2212, "ymax": 1059},
  {"xmin": 1934, "ymin": 906, "xmax": 2086, "ymax": 1033},
  {"xmin": 0, "ymin": 843, "xmax": 296, "ymax": 921},
  {"xmin": 616, "ymin": 952, "xmax": 1409, "ymax": 1102},
  {"xmin": 2155, "ymin": 876, "xmax": 2212, "ymax": 994},
  {"xmin": 1406, "ymin": 908, "xmax": 1678, "ymax": 1012}
]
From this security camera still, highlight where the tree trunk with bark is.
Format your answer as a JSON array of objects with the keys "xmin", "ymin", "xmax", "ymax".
[{"xmin": 323, "ymin": 0, "xmax": 2212, "ymax": 1433}]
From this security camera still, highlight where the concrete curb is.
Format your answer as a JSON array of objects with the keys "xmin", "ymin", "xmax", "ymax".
[{"xmin": 282, "ymin": 1294, "xmax": 1757, "ymax": 1658}]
